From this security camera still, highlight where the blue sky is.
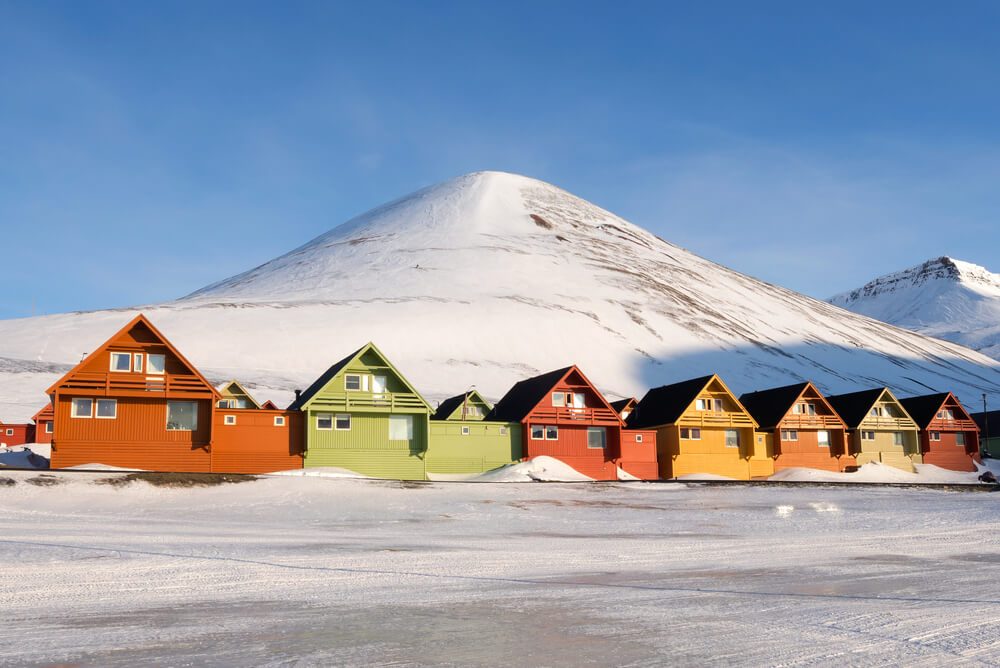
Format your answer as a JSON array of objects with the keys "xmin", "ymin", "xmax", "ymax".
[{"xmin": 2, "ymin": 1, "xmax": 999, "ymax": 319}]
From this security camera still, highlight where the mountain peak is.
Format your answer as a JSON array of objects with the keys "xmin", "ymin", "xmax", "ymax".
[{"xmin": 830, "ymin": 257, "xmax": 1000, "ymax": 307}]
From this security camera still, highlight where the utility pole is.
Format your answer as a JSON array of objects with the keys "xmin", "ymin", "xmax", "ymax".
[{"xmin": 983, "ymin": 393, "xmax": 990, "ymax": 458}]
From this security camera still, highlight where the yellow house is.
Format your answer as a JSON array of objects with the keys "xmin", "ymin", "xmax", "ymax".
[
  {"xmin": 216, "ymin": 380, "xmax": 262, "ymax": 410},
  {"xmin": 627, "ymin": 374, "xmax": 767, "ymax": 479},
  {"xmin": 827, "ymin": 388, "xmax": 921, "ymax": 472}
]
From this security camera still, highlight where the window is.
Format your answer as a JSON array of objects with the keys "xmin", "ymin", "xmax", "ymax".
[
  {"xmin": 696, "ymin": 399, "xmax": 709, "ymax": 411},
  {"xmin": 96, "ymin": 399, "xmax": 117, "ymax": 419},
  {"xmin": 551, "ymin": 391, "xmax": 566, "ymax": 407},
  {"xmin": 109, "ymin": 352, "xmax": 131, "ymax": 372},
  {"xmin": 545, "ymin": 425, "xmax": 559, "ymax": 440},
  {"xmin": 937, "ymin": 409, "xmax": 954, "ymax": 420},
  {"xmin": 817, "ymin": 430, "xmax": 830, "ymax": 447},
  {"xmin": 45, "ymin": 422, "xmax": 53, "ymax": 434},
  {"xmin": 957, "ymin": 433, "xmax": 966, "ymax": 446},
  {"xmin": 781, "ymin": 429, "xmax": 798, "ymax": 441},
  {"xmin": 635, "ymin": 434, "xmax": 643, "ymax": 443},
  {"xmin": 336, "ymin": 414, "xmax": 352, "ymax": 431},
  {"xmin": 372, "ymin": 375, "xmax": 387, "ymax": 399},
  {"xmin": 71, "ymin": 398, "xmax": 93, "ymax": 418},
  {"xmin": 530, "ymin": 425, "xmax": 544, "ymax": 440},
  {"xmin": 587, "ymin": 427, "xmax": 606, "ymax": 449},
  {"xmin": 870, "ymin": 406, "xmax": 884, "ymax": 417},
  {"xmin": 274, "ymin": 416, "xmax": 285, "ymax": 427},
  {"xmin": 316, "ymin": 414, "xmax": 333, "ymax": 430},
  {"xmin": 345, "ymin": 374, "xmax": 362, "ymax": 391},
  {"xmin": 234, "ymin": 398, "xmax": 249, "ymax": 409},
  {"xmin": 806, "ymin": 404, "xmax": 817, "ymax": 415},
  {"xmin": 166, "ymin": 401, "xmax": 198, "ymax": 431},
  {"xmin": 929, "ymin": 431, "xmax": 941, "ymax": 442},
  {"xmin": 133, "ymin": 353, "xmax": 144, "ymax": 373},
  {"xmin": 461, "ymin": 426, "xmax": 470, "ymax": 436},
  {"xmin": 861, "ymin": 430, "xmax": 875, "ymax": 441},
  {"xmin": 224, "ymin": 415, "xmax": 237, "ymax": 426},
  {"xmin": 499, "ymin": 426, "xmax": 508, "ymax": 436},
  {"xmin": 793, "ymin": 403, "xmax": 802, "ymax": 414},
  {"xmin": 725, "ymin": 429, "xmax": 740, "ymax": 448},
  {"xmin": 571, "ymin": 393, "xmax": 586, "ymax": 412},
  {"xmin": 893, "ymin": 432, "xmax": 904, "ymax": 446},
  {"xmin": 217, "ymin": 399, "xmax": 233, "ymax": 408},
  {"xmin": 464, "ymin": 405, "xmax": 483, "ymax": 418},
  {"xmin": 680, "ymin": 427, "xmax": 701, "ymax": 440},
  {"xmin": 147, "ymin": 354, "xmax": 166, "ymax": 375},
  {"xmin": 388, "ymin": 415, "xmax": 413, "ymax": 440},
  {"xmin": 714, "ymin": 399, "xmax": 724, "ymax": 412},
  {"xmin": 5, "ymin": 429, "xmax": 12, "ymax": 436}
]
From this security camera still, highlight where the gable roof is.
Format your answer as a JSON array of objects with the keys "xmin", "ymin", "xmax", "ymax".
[
  {"xmin": 900, "ymin": 393, "xmax": 972, "ymax": 429},
  {"xmin": 826, "ymin": 388, "xmax": 900, "ymax": 428},
  {"xmin": 287, "ymin": 342, "xmax": 430, "ymax": 411},
  {"xmin": 31, "ymin": 403, "xmax": 54, "ymax": 423},
  {"xmin": 739, "ymin": 382, "xmax": 812, "ymax": 431},
  {"xmin": 432, "ymin": 390, "xmax": 492, "ymax": 421},
  {"xmin": 260, "ymin": 400, "xmax": 279, "ymax": 410},
  {"xmin": 610, "ymin": 398, "xmax": 637, "ymax": 415},
  {"xmin": 486, "ymin": 367, "xmax": 574, "ymax": 422},
  {"xmin": 45, "ymin": 313, "xmax": 219, "ymax": 398},
  {"xmin": 971, "ymin": 410, "xmax": 1000, "ymax": 435},
  {"xmin": 627, "ymin": 374, "xmax": 721, "ymax": 429},
  {"xmin": 217, "ymin": 380, "xmax": 262, "ymax": 409}
]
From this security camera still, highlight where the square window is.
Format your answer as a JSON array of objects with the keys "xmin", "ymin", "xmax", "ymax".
[
  {"xmin": 725, "ymin": 429, "xmax": 740, "ymax": 448},
  {"xmin": 166, "ymin": 401, "xmax": 198, "ymax": 431},
  {"xmin": 5, "ymin": 428, "xmax": 12, "ymax": 436},
  {"xmin": 345, "ymin": 374, "xmax": 362, "ymax": 391},
  {"xmin": 817, "ymin": 430, "xmax": 830, "ymax": 447},
  {"xmin": 587, "ymin": 427, "xmax": 606, "ymax": 449},
  {"xmin": 681, "ymin": 427, "xmax": 701, "ymax": 440},
  {"xmin": 147, "ymin": 354, "xmax": 166, "ymax": 375},
  {"xmin": 635, "ymin": 434, "xmax": 643, "ymax": 443},
  {"xmin": 956, "ymin": 433, "xmax": 966, "ymax": 446},
  {"xmin": 893, "ymin": 432, "xmax": 904, "ymax": 446},
  {"xmin": 109, "ymin": 352, "xmax": 131, "ymax": 372},
  {"xmin": 545, "ymin": 425, "xmax": 559, "ymax": 440},
  {"xmin": 133, "ymin": 353, "xmax": 144, "ymax": 373},
  {"xmin": 45, "ymin": 422, "xmax": 53, "ymax": 433},
  {"xmin": 551, "ymin": 391, "xmax": 566, "ymax": 407},
  {"xmin": 388, "ymin": 415, "xmax": 412, "ymax": 439},
  {"xmin": 929, "ymin": 431, "xmax": 940, "ymax": 441},
  {"xmin": 71, "ymin": 398, "xmax": 93, "ymax": 418},
  {"xmin": 461, "ymin": 426, "xmax": 470, "ymax": 436},
  {"xmin": 781, "ymin": 430, "xmax": 797, "ymax": 441},
  {"xmin": 224, "ymin": 415, "xmax": 237, "ymax": 426},
  {"xmin": 499, "ymin": 426, "xmax": 508, "ymax": 436},
  {"xmin": 274, "ymin": 416, "xmax": 285, "ymax": 427},
  {"xmin": 695, "ymin": 399, "xmax": 708, "ymax": 411},
  {"xmin": 530, "ymin": 425, "xmax": 544, "ymax": 440},
  {"xmin": 861, "ymin": 430, "xmax": 875, "ymax": 441},
  {"xmin": 336, "ymin": 414, "xmax": 352, "ymax": 431},
  {"xmin": 96, "ymin": 399, "xmax": 117, "ymax": 419},
  {"xmin": 713, "ymin": 399, "xmax": 724, "ymax": 412},
  {"xmin": 316, "ymin": 414, "xmax": 333, "ymax": 430}
]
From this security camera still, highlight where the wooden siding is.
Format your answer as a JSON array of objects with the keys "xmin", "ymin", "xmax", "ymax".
[
  {"xmin": 849, "ymin": 430, "xmax": 921, "ymax": 472},
  {"xmin": 212, "ymin": 409, "xmax": 304, "ymax": 474},
  {"xmin": 617, "ymin": 429, "xmax": 659, "ymax": 480},
  {"xmin": 919, "ymin": 430, "xmax": 980, "ymax": 472},
  {"xmin": 655, "ymin": 425, "xmax": 763, "ymax": 479},
  {"xmin": 303, "ymin": 411, "xmax": 428, "ymax": 480},
  {"xmin": 426, "ymin": 421, "xmax": 522, "ymax": 477},
  {"xmin": 772, "ymin": 427, "xmax": 853, "ymax": 473},
  {"xmin": 0, "ymin": 424, "xmax": 35, "ymax": 447}
]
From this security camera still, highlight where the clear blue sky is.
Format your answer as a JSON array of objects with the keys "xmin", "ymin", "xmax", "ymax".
[{"xmin": 2, "ymin": 1, "xmax": 999, "ymax": 319}]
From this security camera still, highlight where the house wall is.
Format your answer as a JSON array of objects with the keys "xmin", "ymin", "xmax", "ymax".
[
  {"xmin": 425, "ymin": 421, "xmax": 522, "ymax": 477},
  {"xmin": 772, "ymin": 427, "xmax": 854, "ymax": 472},
  {"xmin": 920, "ymin": 430, "xmax": 981, "ymax": 472},
  {"xmin": 212, "ymin": 409, "xmax": 304, "ymax": 474},
  {"xmin": 303, "ymin": 410, "xmax": 428, "ymax": 480},
  {"xmin": 617, "ymin": 429, "xmax": 659, "ymax": 480},
  {"xmin": 33, "ymin": 419, "xmax": 53, "ymax": 444},
  {"xmin": 51, "ymin": 396, "xmax": 212, "ymax": 471},
  {"xmin": 849, "ymin": 429, "xmax": 921, "ymax": 472},
  {"xmin": 655, "ymin": 425, "xmax": 761, "ymax": 480},
  {"xmin": 0, "ymin": 424, "xmax": 35, "ymax": 448},
  {"xmin": 524, "ymin": 423, "xmax": 619, "ymax": 480}
]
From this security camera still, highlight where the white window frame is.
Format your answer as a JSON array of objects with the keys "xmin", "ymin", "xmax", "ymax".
[
  {"xmin": 316, "ymin": 413, "xmax": 333, "ymax": 430},
  {"xmin": 781, "ymin": 429, "xmax": 798, "ymax": 442},
  {"xmin": 45, "ymin": 422, "xmax": 53, "ymax": 434},
  {"xmin": 586, "ymin": 427, "xmax": 606, "ymax": 449},
  {"xmin": 545, "ymin": 425, "xmax": 559, "ymax": 440},
  {"xmin": 695, "ymin": 399, "xmax": 709, "ymax": 411},
  {"xmin": 551, "ymin": 391, "xmax": 566, "ymax": 407},
  {"xmin": 499, "ymin": 426, "xmax": 508, "ymax": 436},
  {"xmin": 530, "ymin": 425, "xmax": 544, "ymax": 440},
  {"xmin": 929, "ymin": 431, "xmax": 940, "ymax": 441},
  {"xmin": 817, "ymin": 430, "xmax": 830, "ymax": 447},
  {"xmin": 166, "ymin": 401, "xmax": 198, "ymax": 431},
  {"xmin": 133, "ymin": 353, "xmax": 144, "ymax": 373},
  {"xmin": 335, "ymin": 414, "xmax": 352, "ymax": 431},
  {"xmin": 224, "ymin": 415, "xmax": 237, "ymax": 426},
  {"xmin": 274, "ymin": 416, "xmax": 286, "ymax": 427},
  {"xmin": 635, "ymin": 434, "xmax": 643, "ymax": 443},
  {"xmin": 725, "ymin": 429, "xmax": 740, "ymax": 448},
  {"xmin": 870, "ymin": 406, "xmax": 884, "ymax": 417},
  {"xmin": 5, "ymin": 428, "xmax": 12, "ymax": 436},
  {"xmin": 71, "ymin": 398, "xmax": 94, "ymax": 419},
  {"xmin": 461, "ymin": 426, "xmax": 470, "ymax": 436},
  {"xmin": 345, "ymin": 374, "xmax": 363, "ymax": 391},
  {"xmin": 147, "ymin": 353, "xmax": 166, "ymax": 375},
  {"xmin": 109, "ymin": 352, "xmax": 132, "ymax": 373},
  {"xmin": 861, "ymin": 430, "xmax": 875, "ymax": 441},
  {"xmin": 95, "ymin": 398, "xmax": 117, "ymax": 420}
]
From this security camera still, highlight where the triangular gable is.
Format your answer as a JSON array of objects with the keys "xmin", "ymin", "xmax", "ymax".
[
  {"xmin": 487, "ymin": 365, "xmax": 622, "ymax": 425},
  {"xmin": 610, "ymin": 397, "xmax": 637, "ymax": 418},
  {"xmin": 900, "ymin": 392, "xmax": 976, "ymax": 430},
  {"xmin": 826, "ymin": 388, "xmax": 886, "ymax": 429},
  {"xmin": 630, "ymin": 374, "xmax": 758, "ymax": 429},
  {"xmin": 876, "ymin": 388, "xmax": 917, "ymax": 425},
  {"xmin": 218, "ymin": 380, "xmax": 262, "ymax": 409},
  {"xmin": 261, "ymin": 400, "xmax": 279, "ymax": 410},
  {"xmin": 31, "ymin": 403, "xmax": 54, "ymax": 423},
  {"xmin": 45, "ymin": 314, "xmax": 220, "ymax": 398},
  {"xmin": 432, "ymin": 390, "xmax": 493, "ymax": 421},
  {"xmin": 288, "ymin": 342, "xmax": 431, "ymax": 411},
  {"xmin": 740, "ymin": 382, "xmax": 845, "ymax": 431}
]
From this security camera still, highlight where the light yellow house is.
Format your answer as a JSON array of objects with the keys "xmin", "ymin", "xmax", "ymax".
[
  {"xmin": 216, "ymin": 380, "xmax": 262, "ymax": 410},
  {"xmin": 627, "ymin": 374, "xmax": 767, "ymax": 479},
  {"xmin": 827, "ymin": 387, "xmax": 921, "ymax": 472}
]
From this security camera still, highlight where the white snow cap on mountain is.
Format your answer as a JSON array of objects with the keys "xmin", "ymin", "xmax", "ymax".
[
  {"xmin": 830, "ymin": 257, "xmax": 1000, "ymax": 361},
  {"xmin": 1, "ymin": 171, "xmax": 999, "ymax": 423}
]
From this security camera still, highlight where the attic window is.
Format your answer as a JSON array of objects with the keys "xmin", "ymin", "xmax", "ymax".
[
  {"xmin": 937, "ymin": 409, "xmax": 954, "ymax": 420},
  {"xmin": 133, "ymin": 353, "xmax": 144, "ymax": 373},
  {"xmin": 551, "ymin": 392, "xmax": 566, "ymax": 407},
  {"xmin": 147, "ymin": 354, "xmax": 166, "ymax": 375},
  {"xmin": 345, "ymin": 374, "xmax": 365, "ymax": 391},
  {"xmin": 110, "ymin": 352, "xmax": 131, "ymax": 373}
]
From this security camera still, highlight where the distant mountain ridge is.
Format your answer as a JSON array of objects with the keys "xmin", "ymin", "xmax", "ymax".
[
  {"xmin": 830, "ymin": 257, "xmax": 1000, "ymax": 361},
  {"xmin": 1, "ymin": 172, "xmax": 999, "ymax": 423}
]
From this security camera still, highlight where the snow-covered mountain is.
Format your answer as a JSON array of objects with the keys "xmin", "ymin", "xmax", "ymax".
[
  {"xmin": 830, "ymin": 257, "xmax": 1000, "ymax": 361},
  {"xmin": 2, "ymin": 171, "xmax": 1000, "ymax": 423}
]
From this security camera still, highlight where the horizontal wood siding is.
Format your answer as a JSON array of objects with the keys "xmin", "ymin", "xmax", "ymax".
[
  {"xmin": 618, "ymin": 430, "xmax": 659, "ymax": 480},
  {"xmin": 525, "ymin": 423, "xmax": 618, "ymax": 480},
  {"xmin": 920, "ymin": 430, "xmax": 981, "ymax": 472},
  {"xmin": 0, "ymin": 425, "xmax": 35, "ymax": 447},
  {"xmin": 212, "ymin": 409, "xmax": 304, "ymax": 474},
  {"xmin": 773, "ymin": 427, "xmax": 852, "ymax": 472},
  {"xmin": 426, "ymin": 422, "xmax": 521, "ymax": 476},
  {"xmin": 656, "ymin": 425, "xmax": 760, "ymax": 480},
  {"xmin": 303, "ymin": 411, "xmax": 427, "ymax": 480},
  {"xmin": 849, "ymin": 429, "xmax": 921, "ymax": 471}
]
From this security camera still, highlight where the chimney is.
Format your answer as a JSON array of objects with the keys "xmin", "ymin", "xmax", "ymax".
[{"xmin": 295, "ymin": 389, "xmax": 302, "ymax": 400}]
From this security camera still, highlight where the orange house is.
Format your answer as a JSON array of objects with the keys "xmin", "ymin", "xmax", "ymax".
[
  {"xmin": 900, "ymin": 393, "xmax": 981, "ymax": 472},
  {"xmin": 47, "ymin": 314, "xmax": 221, "ymax": 471},
  {"xmin": 740, "ymin": 382, "xmax": 854, "ymax": 473},
  {"xmin": 0, "ymin": 422, "xmax": 35, "ymax": 447},
  {"xmin": 32, "ymin": 404, "xmax": 54, "ymax": 444}
]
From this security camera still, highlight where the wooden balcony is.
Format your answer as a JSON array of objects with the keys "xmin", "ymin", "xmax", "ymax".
[
  {"xmin": 779, "ymin": 415, "xmax": 845, "ymax": 430},
  {"xmin": 56, "ymin": 372, "xmax": 212, "ymax": 397},
  {"xmin": 308, "ymin": 393, "xmax": 428, "ymax": 413},
  {"xmin": 679, "ymin": 412, "xmax": 756, "ymax": 428},
  {"xmin": 529, "ymin": 406, "xmax": 621, "ymax": 425},
  {"xmin": 858, "ymin": 417, "xmax": 917, "ymax": 430},
  {"xmin": 927, "ymin": 418, "xmax": 980, "ymax": 432}
]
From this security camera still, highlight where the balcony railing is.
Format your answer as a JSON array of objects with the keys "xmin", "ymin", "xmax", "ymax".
[
  {"xmin": 308, "ymin": 393, "xmax": 428, "ymax": 412},
  {"xmin": 57, "ymin": 372, "xmax": 211, "ymax": 396},
  {"xmin": 780, "ymin": 415, "xmax": 845, "ymax": 429},
  {"xmin": 859, "ymin": 416, "xmax": 917, "ymax": 430},
  {"xmin": 927, "ymin": 418, "xmax": 980, "ymax": 432},
  {"xmin": 530, "ymin": 407, "xmax": 620, "ymax": 424},
  {"xmin": 680, "ymin": 412, "xmax": 756, "ymax": 428}
]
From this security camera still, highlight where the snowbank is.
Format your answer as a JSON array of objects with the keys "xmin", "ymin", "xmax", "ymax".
[
  {"xmin": 266, "ymin": 467, "xmax": 369, "ymax": 479},
  {"xmin": 471, "ymin": 456, "xmax": 594, "ymax": 482},
  {"xmin": 675, "ymin": 473, "xmax": 739, "ymax": 481},
  {"xmin": 769, "ymin": 461, "xmax": 988, "ymax": 485},
  {"xmin": 0, "ymin": 445, "xmax": 49, "ymax": 470}
]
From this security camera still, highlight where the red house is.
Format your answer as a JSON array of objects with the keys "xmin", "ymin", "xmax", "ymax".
[
  {"xmin": 32, "ymin": 404, "xmax": 54, "ymax": 444},
  {"xmin": 0, "ymin": 422, "xmax": 35, "ymax": 448},
  {"xmin": 487, "ymin": 366, "xmax": 657, "ymax": 480},
  {"xmin": 900, "ymin": 393, "xmax": 981, "ymax": 472}
]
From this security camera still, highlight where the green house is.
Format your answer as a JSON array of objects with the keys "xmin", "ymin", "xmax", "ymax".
[
  {"xmin": 289, "ymin": 343, "xmax": 432, "ymax": 480},
  {"xmin": 425, "ymin": 390, "xmax": 522, "ymax": 479}
]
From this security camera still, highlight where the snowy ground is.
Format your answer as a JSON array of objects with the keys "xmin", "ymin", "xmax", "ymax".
[{"xmin": 1, "ymin": 473, "xmax": 999, "ymax": 666}]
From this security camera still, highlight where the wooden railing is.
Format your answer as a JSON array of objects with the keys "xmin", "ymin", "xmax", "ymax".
[
  {"xmin": 927, "ymin": 418, "xmax": 980, "ymax": 431},
  {"xmin": 858, "ymin": 416, "xmax": 917, "ymax": 430},
  {"xmin": 780, "ymin": 415, "xmax": 845, "ymax": 429},
  {"xmin": 680, "ymin": 412, "xmax": 756, "ymax": 428},
  {"xmin": 57, "ymin": 372, "xmax": 211, "ymax": 396},
  {"xmin": 308, "ymin": 393, "xmax": 428, "ymax": 412},
  {"xmin": 529, "ymin": 407, "xmax": 620, "ymax": 424}
]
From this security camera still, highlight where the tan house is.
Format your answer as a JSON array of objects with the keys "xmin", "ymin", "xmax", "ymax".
[{"xmin": 827, "ymin": 388, "xmax": 921, "ymax": 472}]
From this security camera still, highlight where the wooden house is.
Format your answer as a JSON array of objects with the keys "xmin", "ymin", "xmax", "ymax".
[
  {"xmin": 971, "ymin": 410, "xmax": 998, "ymax": 458},
  {"xmin": 31, "ymin": 404, "xmax": 54, "ymax": 444},
  {"xmin": 216, "ymin": 380, "xmax": 262, "ymax": 409},
  {"xmin": 212, "ymin": 404, "xmax": 304, "ymax": 474},
  {"xmin": 827, "ymin": 388, "xmax": 921, "ymax": 472},
  {"xmin": 740, "ymin": 382, "xmax": 853, "ymax": 473},
  {"xmin": 0, "ymin": 422, "xmax": 35, "ymax": 448},
  {"xmin": 288, "ymin": 342, "xmax": 432, "ymax": 480},
  {"xmin": 610, "ymin": 398, "xmax": 637, "ymax": 421},
  {"xmin": 46, "ymin": 314, "xmax": 221, "ymax": 472},
  {"xmin": 900, "ymin": 393, "xmax": 980, "ymax": 472},
  {"xmin": 628, "ymin": 374, "xmax": 766, "ymax": 480},
  {"xmin": 261, "ymin": 400, "xmax": 279, "ymax": 410},
  {"xmin": 487, "ymin": 366, "xmax": 658, "ymax": 480},
  {"xmin": 425, "ymin": 390, "xmax": 522, "ymax": 478}
]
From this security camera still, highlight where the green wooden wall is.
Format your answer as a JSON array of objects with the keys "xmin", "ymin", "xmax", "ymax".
[{"xmin": 426, "ymin": 421, "xmax": 522, "ymax": 478}]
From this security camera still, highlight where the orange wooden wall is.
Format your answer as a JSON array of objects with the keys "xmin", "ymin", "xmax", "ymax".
[
  {"xmin": 920, "ymin": 431, "xmax": 980, "ymax": 472},
  {"xmin": 212, "ymin": 409, "xmax": 304, "ymax": 474}
]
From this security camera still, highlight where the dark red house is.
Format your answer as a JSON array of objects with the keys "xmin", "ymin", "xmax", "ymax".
[
  {"xmin": 900, "ymin": 393, "xmax": 981, "ymax": 472},
  {"xmin": 487, "ymin": 366, "xmax": 657, "ymax": 480},
  {"xmin": 0, "ymin": 421, "xmax": 36, "ymax": 448}
]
